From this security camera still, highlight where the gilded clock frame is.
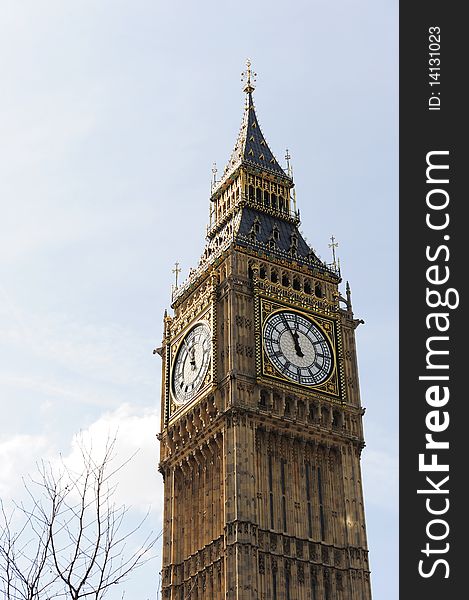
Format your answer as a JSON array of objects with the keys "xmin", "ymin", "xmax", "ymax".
[
  {"xmin": 167, "ymin": 308, "xmax": 215, "ymax": 420},
  {"xmin": 255, "ymin": 294, "xmax": 346, "ymax": 403}
]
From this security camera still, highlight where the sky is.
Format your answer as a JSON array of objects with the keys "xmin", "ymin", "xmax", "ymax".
[{"xmin": 0, "ymin": 1, "xmax": 398, "ymax": 599}]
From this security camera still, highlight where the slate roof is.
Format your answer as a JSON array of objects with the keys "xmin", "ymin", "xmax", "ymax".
[
  {"xmin": 218, "ymin": 92, "xmax": 291, "ymax": 187},
  {"xmin": 235, "ymin": 208, "xmax": 324, "ymax": 268}
]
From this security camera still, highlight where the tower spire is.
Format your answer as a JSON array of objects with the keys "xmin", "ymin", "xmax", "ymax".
[{"xmin": 214, "ymin": 60, "xmax": 291, "ymax": 192}]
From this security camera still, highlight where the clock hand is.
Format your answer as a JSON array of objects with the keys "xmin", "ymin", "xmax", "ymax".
[
  {"xmin": 182, "ymin": 338, "xmax": 197, "ymax": 370},
  {"xmin": 189, "ymin": 345, "xmax": 196, "ymax": 370},
  {"xmin": 280, "ymin": 314, "xmax": 304, "ymax": 358},
  {"xmin": 292, "ymin": 324, "xmax": 304, "ymax": 358}
]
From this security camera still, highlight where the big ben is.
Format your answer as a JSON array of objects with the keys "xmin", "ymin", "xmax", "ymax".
[{"xmin": 157, "ymin": 62, "xmax": 372, "ymax": 600}]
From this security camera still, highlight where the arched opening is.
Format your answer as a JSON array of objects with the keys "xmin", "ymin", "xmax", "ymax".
[
  {"xmin": 315, "ymin": 283, "xmax": 323, "ymax": 298},
  {"xmin": 273, "ymin": 393, "xmax": 281, "ymax": 412},
  {"xmin": 332, "ymin": 411, "xmax": 343, "ymax": 428},
  {"xmin": 297, "ymin": 400, "xmax": 305, "ymax": 419}
]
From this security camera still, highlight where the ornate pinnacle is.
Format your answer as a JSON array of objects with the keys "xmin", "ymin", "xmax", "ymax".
[
  {"xmin": 172, "ymin": 261, "xmax": 181, "ymax": 289},
  {"xmin": 241, "ymin": 58, "xmax": 257, "ymax": 94},
  {"xmin": 211, "ymin": 162, "xmax": 218, "ymax": 191},
  {"xmin": 329, "ymin": 235, "xmax": 339, "ymax": 268},
  {"xmin": 285, "ymin": 148, "xmax": 292, "ymax": 177}
]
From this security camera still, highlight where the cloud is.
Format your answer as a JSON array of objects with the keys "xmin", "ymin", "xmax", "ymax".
[
  {"xmin": 62, "ymin": 404, "xmax": 162, "ymax": 516},
  {"xmin": 0, "ymin": 297, "xmax": 156, "ymax": 393},
  {"xmin": 0, "ymin": 404, "xmax": 163, "ymax": 520},
  {"xmin": 0, "ymin": 433, "xmax": 52, "ymax": 497}
]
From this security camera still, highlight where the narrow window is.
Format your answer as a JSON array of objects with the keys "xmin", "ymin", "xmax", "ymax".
[
  {"xmin": 318, "ymin": 466, "xmax": 326, "ymax": 540},
  {"xmin": 272, "ymin": 571, "xmax": 277, "ymax": 600},
  {"xmin": 286, "ymin": 570, "xmax": 291, "ymax": 600},
  {"xmin": 290, "ymin": 233, "xmax": 298, "ymax": 253},
  {"xmin": 325, "ymin": 575, "xmax": 331, "ymax": 600},
  {"xmin": 281, "ymin": 459, "xmax": 287, "ymax": 532},
  {"xmin": 268, "ymin": 455, "xmax": 274, "ymax": 529},
  {"xmin": 282, "ymin": 496, "xmax": 287, "ymax": 532},
  {"xmin": 305, "ymin": 463, "xmax": 313, "ymax": 538}
]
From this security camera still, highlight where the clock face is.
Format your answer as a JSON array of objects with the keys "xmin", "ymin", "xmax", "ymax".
[
  {"xmin": 172, "ymin": 322, "xmax": 211, "ymax": 405},
  {"xmin": 263, "ymin": 310, "xmax": 333, "ymax": 386}
]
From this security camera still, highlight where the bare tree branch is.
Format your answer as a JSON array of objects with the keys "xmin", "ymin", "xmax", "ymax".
[{"xmin": 0, "ymin": 434, "xmax": 158, "ymax": 600}]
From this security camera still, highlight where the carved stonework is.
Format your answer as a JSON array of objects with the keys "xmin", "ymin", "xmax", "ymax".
[
  {"xmin": 259, "ymin": 553, "xmax": 265, "ymax": 574},
  {"xmin": 298, "ymin": 563, "xmax": 305, "ymax": 584}
]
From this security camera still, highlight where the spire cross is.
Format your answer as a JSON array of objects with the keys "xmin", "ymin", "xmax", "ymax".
[
  {"xmin": 285, "ymin": 149, "xmax": 292, "ymax": 177},
  {"xmin": 241, "ymin": 59, "xmax": 256, "ymax": 94},
  {"xmin": 329, "ymin": 235, "xmax": 339, "ymax": 266},
  {"xmin": 172, "ymin": 261, "xmax": 181, "ymax": 288}
]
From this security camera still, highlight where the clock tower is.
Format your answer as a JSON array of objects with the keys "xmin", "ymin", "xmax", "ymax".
[{"xmin": 158, "ymin": 62, "xmax": 372, "ymax": 600}]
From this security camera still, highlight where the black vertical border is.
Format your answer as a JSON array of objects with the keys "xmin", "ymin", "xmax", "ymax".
[{"xmin": 400, "ymin": 3, "xmax": 465, "ymax": 598}]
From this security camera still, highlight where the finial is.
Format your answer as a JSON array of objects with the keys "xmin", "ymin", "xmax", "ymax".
[
  {"xmin": 172, "ymin": 261, "xmax": 181, "ymax": 289},
  {"xmin": 285, "ymin": 149, "xmax": 292, "ymax": 177},
  {"xmin": 211, "ymin": 162, "xmax": 218, "ymax": 191},
  {"xmin": 284, "ymin": 149, "xmax": 296, "ymax": 215},
  {"xmin": 329, "ymin": 235, "xmax": 339, "ymax": 269},
  {"xmin": 346, "ymin": 281, "xmax": 352, "ymax": 308},
  {"xmin": 241, "ymin": 58, "xmax": 256, "ymax": 94}
]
